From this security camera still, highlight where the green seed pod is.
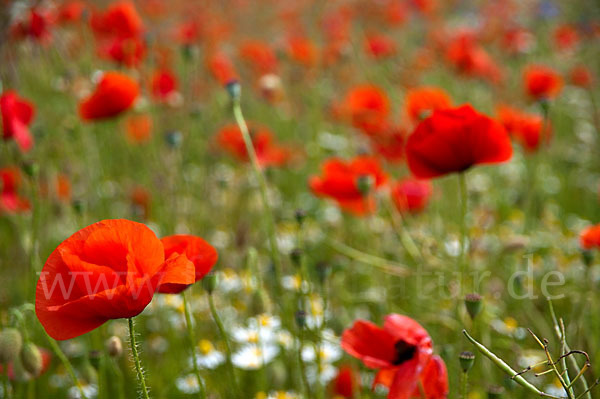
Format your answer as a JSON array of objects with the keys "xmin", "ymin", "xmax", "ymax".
[
  {"xmin": 487, "ymin": 385, "xmax": 504, "ymax": 399},
  {"xmin": 0, "ymin": 328, "xmax": 23, "ymax": 364},
  {"xmin": 459, "ymin": 351, "xmax": 475, "ymax": 373},
  {"xmin": 202, "ymin": 273, "xmax": 218, "ymax": 294},
  {"xmin": 465, "ymin": 293, "xmax": 483, "ymax": 320},
  {"xmin": 105, "ymin": 336, "xmax": 123, "ymax": 358},
  {"xmin": 21, "ymin": 342, "xmax": 43, "ymax": 377}
]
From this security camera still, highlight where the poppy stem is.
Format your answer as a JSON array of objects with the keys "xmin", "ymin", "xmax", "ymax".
[
  {"xmin": 44, "ymin": 332, "xmax": 88, "ymax": 399},
  {"xmin": 457, "ymin": 173, "xmax": 469, "ymax": 293},
  {"xmin": 182, "ymin": 291, "xmax": 207, "ymax": 399},
  {"xmin": 207, "ymin": 292, "xmax": 240, "ymax": 397},
  {"xmin": 462, "ymin": 330, "xmax": 543, "ymax": 396},
  {"xmin": 231, "ymin": 94, "xmax": 283, "ymax": 299},
  {"xmin": 460, "ymin": 371, "xmax": 468, "ymax": 399},
  {"xmin": 127, "ymin": 318, "xmax": 151, "ymax": 399}
]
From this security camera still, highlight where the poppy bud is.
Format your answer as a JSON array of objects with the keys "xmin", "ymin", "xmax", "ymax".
[
  {"xmin": 294, "ymin": 209, "xmax": 307, "ymax": 226},
  {"xmin": 487, "ymin": 385, "xmax": 504, "ymax": 399},
  {"xmin": 290, "ymin": 248, "xmax": 302, "ymax": 267},
  {"xmin": 202, "ymin": 273, "xmax": 218, "ymax": 294},
  {"xmin": 21, "ymin": 342, "xmax": 43, "ymax": 377},
  {"xmin": 295, "ymin": 310, "xmax": 307, "ymax": 329},
  {"xmin": 464, "ymin": 293, "xmax": 483, "ymax": 320},
  {"xmin": 105, "ymin": 336, "xmax": 123, "ymax": 358},
  {"xmin": 356, "ymin": 174, "xmax": 374, "ymax": 196},
  {"xmin": 225, "ymin": 80, "xmax": 241, "ymax": 100},
  {"xmin": 0, "ymin": 328, "xmax": 23, "ymax": 363},
  {"xmin": 165, "ymin": 130, "xmax": 182, "ymax": 148},
  {"xmin": 459, "ymin": 351, "xmax": 475, "ymax": 373},
  {"xmin": 582, "ymin": 250, "xmax": 593, "ymax": 267}
]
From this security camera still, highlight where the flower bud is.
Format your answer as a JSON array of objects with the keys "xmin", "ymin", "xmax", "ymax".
[
  {"xmin": 202, "ymin": 273, "xmax": 218, "ymax": 294},
  {"xmin": 21, "ymin": 342, "xmax": 43, "ymax": 377},
  {"xmin": 0, "ymin": 328, "xmax": 23, "ymax": 363},
  {"xmin": 225, "ymin": 80, "xmax": 241, "ymax": 100},
  {"xmin": 295, "ymin": 310, "xmax": 307, "ymax": 329},
  {"xmin": 459, "ymin": 351, "xmax": 475, "ymax": 373},
  {"xmin": 294, "ymin": 209, "xmax": 307, "ymax": 226},
  {"xmin": 464, "ymin": 293, "xmax": 483, "ymax": 320},
  {"xmin": 487, "ymin": 385, "xmax": 504, "ymax": 399},
  {"xmin": 105, "ymin": 336, "xmax": 123, "ymax": 358},
  {"xmin": 164, "ymin": 130, "xmax": 182, "ymax": 149}
]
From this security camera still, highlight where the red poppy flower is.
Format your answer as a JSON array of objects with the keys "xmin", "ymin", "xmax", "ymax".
[
  {"xmin": 330, "ymin": 365, "xmax": 360, "ymax": 398},
  {"xmin": 35, "ymin": 219, "xmax": 195, "ymax": 340},
  {"xmin": 131, "ymin": 186, "xmax": 151, "ymax": 219},
  {"xmin": 239, "ymin": 40, "xmax": 279, "ymax": 75},
  {"xmin": 1, "ymin": 90, "xmax": 35, "ymax": 152},
  {"xmin": 175, "ymin": 20, "xmax": 202, "ymax": 45},
  {"xmin": 309, "ymin": 156, "xmax": 387, "ymax": 215},
  {"xmin": 91, "ymin": 1, "xmax": 144, "ymax": 39},
  {"xmin": 365, "ymin": 34, "xmax": 397, "ymax": 59},
  {"xmin": 410, "ymin": 355, "xmax": 449, "ymax": 398},
  {"xmin": 100, "ymin": 36, "xmax": 146, "ymax": 67},
  {"xmin": 369, "ymin": 126, "xmax": 406, "ymax": 163},
  {"xmin": 523, "ymin": 65, "xmax": 563, "ymax": 100},
  {"xmin": 406, "ymin": 104, "xmax": 512, "ymax": 178},
  {"xmin": 445, "ymin": 33, "xmax": 502, "ymax": 84},
  {"xmin": 57, "ymin": 1, "xmax": 86, "ymax": 24},
  {"xmin": 341, "ymin": 314, "xmax": 446, "ymax": 399},
  {"xmin": 157, "ymin": 235, "xmax": 218, "ymax": 294},
  {"xmin": 79, "ymin": 72, "xmax": 139, "ymax": 121},
  {"xmin": 215, "ymin": 124, "xmax": 292, "ymax": 168},
  {"xmin": 125, "ymin": 114, "xmax": 153, "ymax": 144},
  {"xmin": 344, "ymin": 85, "xmax": 390, "ymax": 136},
  {"xmin": 150, "ymin": 69, "xmax": 178, "ymax": 101},
  {"xmin": 554, "ymin": 24, "xmax": 579, "ymax": 51},
  {"xmin": 287, "ymin": 36, "xmax": 319, "ymax": 68},
  {"xmin": 56, "ymin": 174, "xmax": 72, "ymax": 203},
  {"xmin": 0, "ymin": 167, "xmax": 31, "ymax": 214},
  {"xmin": 501, "ymin": 27, "xmax": 535, "ymax": 54},
  {"xmin": 580, "ymin": 225, "xmax": 600, "ymax": 250},
  {"xmin": 496, "ymin": 105, "xmax": 550, "ymax": 152},
  {"xmin": 404, "ymin": 87, "xmax": 452, "ymax": 123},
  {"xmin": 391, "ymin": 178, "xmax": 433, "ymax": 213},
  {"xmin": 570, "ymin": 65, "xmax": 594, "ymax": 89},
  {"xmin": 207, "ymin": 52, "xmax": 238, "ymax": 86},
  {"xmin": 11, "ymin": 7, "xmax": 54, "ymax": 43}
]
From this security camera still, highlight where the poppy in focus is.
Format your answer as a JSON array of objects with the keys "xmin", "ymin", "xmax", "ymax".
[
  {"xmin": 79, "ymin": 72, "xmax": 139, "ymax": 121},
  {"xmin": 309, "ymin": 156, "xmax": 387, "ymax": 215},
  {"xmin": 1, "ymin": 90, "xmax": 35, "ymax": 152},
  {"xmin": 35, "ymin": 219, "xmax": 195, "ymax": 340},
  {"xmin": 341, "ymin": 314, "xmax": 448, "ymax": 399},
  {"xmin": 406, "ymin": 104, "xmax": 512, "ymax": 178},
  {"xmin": 157, "ymin": 235, "xmax": 218, "ymax": 294}
]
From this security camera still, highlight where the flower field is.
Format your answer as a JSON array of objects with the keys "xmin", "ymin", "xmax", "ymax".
[{"xmin": 0, "ymin": 1, "xmax": 600, "ymax": 398}]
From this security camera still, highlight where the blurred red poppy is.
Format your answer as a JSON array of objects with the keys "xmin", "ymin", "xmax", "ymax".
[
  {"xmin": 369, "ymin": 126, "xmax": 406, "ymax": 163},
  {"xmin": 570, "ymin": 65, "xmax": 594, "ymax": 89},
  {"xmin": 309, "ymin": 156, "xmax": 387, "ymax": 215},
  {"xmin": 580, "ymin": 225, "xmax": 600, "ymax": 250},
  {"xmin": 404, "ymin": 87, "xmax": 452, "ymax": 123},
  {"xmin": 91, "ymin": 1, "xmax": 144, "ymax": 39},
  {"xmin": 79, "ymin": 72, "xmax": 139, "ymax": 121},
  {"xmin": 330, "ymin": 365, "xmax": 359, "ymax": 398},
  {"xmin": 391, "ymin": 178, "xmax": 433, "ymax": 213},
  {"xmin": 125, "ymin": 114, "xmax": 153, "ymax": 144},
  {"xmin": 445, "ymin": 32, "xmax": 502, "ymax": 83},
  {"xmin": 497, "ymin": 105, "xmax": 550, "ymax": 152},
  {"xmin": 57, "ymin": 1, "xmax": 86, "ymax": 24},
  {"xmin": 239, "ymin": 40, "xmax": 279, "ymax": 75},
  {"xmin": 523, "ymin": 65, "xmax": 563, "ymax": 100},
  {"xmin": 150, "ymin": 69, "xmax": 178, "ymax": 101},
  {"xmin": 1, "ymin": 90, "xmax": 35, "ymax": 152},
  {"xmin": 0, "ymin": 167, "xmax": 31, "ymax": 214},
  {"xmin": 344, "ymin": 85, "xmax": 390, "ymax": 136},
  {"xmin": 341, "ymin": 314, "xmax": 447, "ymax": 399},
  {"xmin": 365, "ymin": 33, "xmax": 397, "ymax": 59},
  {"xmin": 157, "ymin": 235, "xmax": 218, "ymax": 294},
  {"xmin": 554, "ymin": 24, "xmax": 579, "ymax": 51},
  {"xmin": 216, "ymin": 124, "xmax": 292, "ymax": 168},
  {"xmin": 11, "ymin": 7, "xmax": 54, "ymax": 43},
  {"xmin": 287, "ymin": 36, "xmax": 319, "ymax": 68},
  {"xmin": 207, "ymin": 52, "xmax": 238, "ymax": 86},
  {"xmin": 406, "ymin": 104, "xmax": 512, "ymax": 178},
  {"xmin": 35, "ymin": 219, "xmax": 195, "ymax": 340},
  {"xmin": 100, "ymin": 36, "xmax": 146, "ymax": 67}
]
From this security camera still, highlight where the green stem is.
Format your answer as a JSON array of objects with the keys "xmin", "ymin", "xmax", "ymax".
[
  {"xmin": 232, "ymin": 97, "xmax": 283, "ymax": 297},
  {"xmin": 458, "ymin": 172, "xmax": 469, "ymax": 293},
  {"xmin": 44, "ymin": 333, "xmax": 87, "ymax": 399},
  {"xmin": 128, "ymin": 318, "xmax": 150, "ymax": 399},
  {"xmin": 182, "ymin": 292, "xmax": 207, "ymax": 399},
  {"xmin": 326, "ymin": 239, "xmax": 409, "ymax": 276},
  {"xmin": 460, "ymin": 372, "xmax": 468, "ymax": 399},
  {"xmin": 296, "ymin": 327, "xmax": 311, "ymax": 398},
  {"xmin": 384, "ymin": 197, "xmax": 422, "ymax": 263},
  {"xmin": 2, "ymin": 363, "xmax": 10, "ymax": 399},
  {"xmin": 207, "ymin": 293, "xmax": 239, "ymax": 397},
  {"xmin": 462, "ymin": 330, "xmax": 543, "ymax": 396}
]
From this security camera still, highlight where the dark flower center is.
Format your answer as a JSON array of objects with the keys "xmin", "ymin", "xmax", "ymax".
[{"xmin": 392, "ymin": 340, "xmax": 417, "ymax": 365}]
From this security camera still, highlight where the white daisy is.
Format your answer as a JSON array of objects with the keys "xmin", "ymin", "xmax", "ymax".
[
  {"xmin": 232, "ymin": 343, "xmax": 279, "ymax": 370},
  {"xmin": 176, "ymin": 374, "xmax": 201, "ymax": 395},
  {"xmin": 192, "ymin": 339, "xmax": 225, "ymax": 369}
]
